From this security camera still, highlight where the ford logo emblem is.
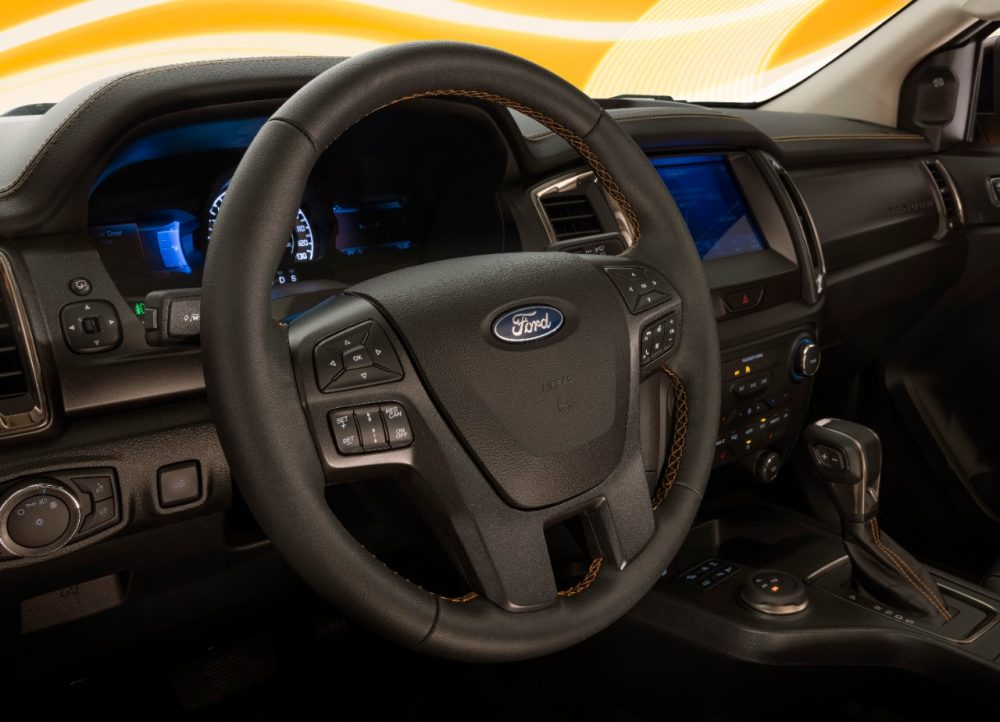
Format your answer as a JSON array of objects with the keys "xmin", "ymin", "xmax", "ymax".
[{"xmin": 492, "ymin": 305, "xmax": 565, "ymax": 344}]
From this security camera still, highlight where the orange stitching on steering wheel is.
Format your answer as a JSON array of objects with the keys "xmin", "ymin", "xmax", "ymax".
[{"xmin": 381, "ymin": 90, "xmax": 642, "ymax": 244}]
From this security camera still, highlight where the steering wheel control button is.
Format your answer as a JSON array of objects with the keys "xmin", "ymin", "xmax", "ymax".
[
  {"xmin": 680, "ymin": 558, "xmax": 740, "ymax": 590},
  {"xmin": 740, "ymin": 569, "xmax": 809, "ymax": 615},
  {"xmin": 365, "ymin": 323, "xmax": 403, "ymax": 375},
  {"xmin": 60, "ymin": 300, "xmax": 122, "ymax": 353},
  {"xmin": 724, "ymin": 286, "xmax": 764, "ymax": 312},
  {"xmin": 330, "ymin": 410, "xmax": 363, "ymax": 454},
  {"xmin": 639, "ymin": 313, "xmax": 677, "ymax": 365},
  {"xmin": 330, "ymin": 404, "xmax": 412, "ymax": 455},
  {"xmin": 355, "ymin": 406, "xmax": 389, "ymax": 451},
  {"xmin": 380, "ymin": 403, "xmax": 413, "ymax": 449},
  {"xmin": 68, "ymin": 277, "xmax": 92, "ymax": 296},
  {"xmin": 7, "ymin": 495, "xmax": 71, "ymax": 548},
  {"xmin": 343, "ymin": 346, "xmax": 372, "ymax": 370},
  {"xmin": 157, "ymin": 461, "xmax": 202, "ymax": 509},
  {"xmin": 314, "ymin": 321, "xmax": 403, "ymax": 392},
  {"xmin": 605, "ymin": 266, "xmax": 673, "ymax": 314}
]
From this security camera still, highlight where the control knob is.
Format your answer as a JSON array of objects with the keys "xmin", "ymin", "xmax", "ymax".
[
  {"xmin": 792, "ymin": 338, "xmax": 821, "ymax": 381},
  {"xmin": 0, "ymin": 482, "xmax": 82, "ymax": 557}
]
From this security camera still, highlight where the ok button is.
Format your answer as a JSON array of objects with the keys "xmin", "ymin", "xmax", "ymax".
[{"xmin": 343, "ymin": 346, "xmax": 372, "ymax": 370}]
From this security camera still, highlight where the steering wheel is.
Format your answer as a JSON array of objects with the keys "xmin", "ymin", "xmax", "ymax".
[{"xmin": 201, "ymin": 41, "xmax": 720, "ymax": 662}]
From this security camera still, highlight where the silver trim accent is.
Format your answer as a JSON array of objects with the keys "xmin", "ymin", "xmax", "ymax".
[
  {"xmin": 530, "ymin": 170, "xmax": 635, "ymax": 249},
  {"xmin": 814, "ymin": 418, "xmax": 880, "ymax": 518},
  {"xmin": 807, "ymin": 556, "xmax": 1000, "ymax": 645},
  {"xmin": 921, "ymin": 158, "xmax": 964, "ymax": 239},
  {"xmin": 796, "ymin": 341, "xmax": 821, "ymax": 378},
  {"xmin": 0, "ymin": 482, "xmax": 82, "ymax": 558},
  {"xmin": 740, "ymin": 596, "xmax": 810, "ymax": 615},
  {"xmin": 0, "ymin": 251, "xmax": 48, "ymax": 438},
  {"xmin": 764, "ymin": 153, "xmax": 826, "ymax": 300}
]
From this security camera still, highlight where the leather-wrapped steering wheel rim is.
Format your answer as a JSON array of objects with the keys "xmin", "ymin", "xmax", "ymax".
[{"xmin": 201, "ymin": 41, "xmax": 720, "ymax": 662}]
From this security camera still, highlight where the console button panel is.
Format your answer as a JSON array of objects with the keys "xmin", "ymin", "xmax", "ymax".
[{"xmin": 714, "ymin": 332, "xmax": 816, "ymax": 467}]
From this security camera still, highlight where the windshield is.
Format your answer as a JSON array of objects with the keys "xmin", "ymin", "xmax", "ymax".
[{"xmin": 0, "ymin": 0, "xmax": 909, "ymax": 113}]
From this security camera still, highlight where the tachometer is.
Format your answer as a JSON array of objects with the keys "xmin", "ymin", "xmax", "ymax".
[{"xmin": 206, "ymin": 188, "xmax": 315, "ymax": 262}]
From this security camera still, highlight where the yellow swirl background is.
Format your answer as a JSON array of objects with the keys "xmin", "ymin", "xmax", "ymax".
[{"xmin": 0, "ymin": 0, "xmax": 906, "ymax": 111}]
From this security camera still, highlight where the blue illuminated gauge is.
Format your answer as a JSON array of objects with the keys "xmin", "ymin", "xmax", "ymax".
[{"xmin": 206, "ymin": 190, "xmax": 315, "ymax": 262}]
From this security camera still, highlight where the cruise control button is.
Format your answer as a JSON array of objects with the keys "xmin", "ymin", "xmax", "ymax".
[
  {"xmin": 343, "ymin": 346, "xmax": 372, "ymax": 370},
  {"xmin": 365, "ymin": 323, "xmax": 403, "ymax": 375},
  {"xmin": 330, "ymin": 410, "xmax": 363, "ymax": 455},
  {"xmin": 355, "ymin": 406, "xmax": 389, "ymax": 451},
  {"xmin": 380, "ymin": 403, "xmax": 413, "ymax": 449}
]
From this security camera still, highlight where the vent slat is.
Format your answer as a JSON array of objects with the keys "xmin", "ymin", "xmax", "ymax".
[
  {"xmin": 540, "ymin": 194, "xmax": 602, "ymax": 241},
  {"xmin": 924, "ymin": 160, "xmax": 961, "ymax": 227},
  {"xmin": 0, "ymin": 288, "xmax": 28, "ymax": 399}
]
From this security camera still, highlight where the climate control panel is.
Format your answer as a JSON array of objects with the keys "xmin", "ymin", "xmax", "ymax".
[
  {"xmin": 0, "ymin": 468, "xmax": 120, "ymax": 558},
  {"xmin": 714, "ymin": 331, "xmax": 818, "ymax": 469}
]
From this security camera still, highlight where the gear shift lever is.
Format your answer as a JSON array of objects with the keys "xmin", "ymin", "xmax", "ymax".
[{"xmin": 804, "ymin": 419, "xmax": 952, "ymax": 622}]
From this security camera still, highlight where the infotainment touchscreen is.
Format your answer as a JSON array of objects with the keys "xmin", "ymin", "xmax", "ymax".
[{"xmin": 651, "ymin": 155, "xmax": 768, "ymax": 261}]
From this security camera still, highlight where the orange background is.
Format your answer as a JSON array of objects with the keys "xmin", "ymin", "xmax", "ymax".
[{"xmin": 0, "ymin": 1, "xmax": 907, "ymax": 110}]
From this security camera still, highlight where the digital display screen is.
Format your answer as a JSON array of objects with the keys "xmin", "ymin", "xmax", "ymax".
[
  {"xmin": 333, "ymin": 198, "xmax": 417, "ymax": 257},
  {"xmin": 651, "ymin": 155, "xmax": 768, "ymax": 261}
]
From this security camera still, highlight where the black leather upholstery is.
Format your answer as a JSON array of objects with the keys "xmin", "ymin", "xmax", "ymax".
[{"xmin": 843, "ymin": 519, "xmax": 952, "ymax": 622}]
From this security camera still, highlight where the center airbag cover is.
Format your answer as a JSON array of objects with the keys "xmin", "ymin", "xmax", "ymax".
[{"xmin": 352, "ymin": 253, "xmax": 629, "ymax": 509}]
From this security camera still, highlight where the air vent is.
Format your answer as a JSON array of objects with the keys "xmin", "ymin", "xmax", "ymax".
[
  {"xmin": 0, "ymin": 298, "xmax": 27, "ymax": 399},
  {"xmin": 0, "ymin": 252, "xmax": 48, "ymax": 437},
  {"xmin": 539, "ymin": 194, "xmax": 602, "ymax": 241},
  {"xmin": 922, "ymin": 159, "xmax": 963, "ymax": 237}
]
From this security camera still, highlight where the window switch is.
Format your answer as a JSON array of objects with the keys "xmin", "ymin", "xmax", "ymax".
[{"xmin": 158, "ymin": 461, "xmax": 202, "ymax": 508}]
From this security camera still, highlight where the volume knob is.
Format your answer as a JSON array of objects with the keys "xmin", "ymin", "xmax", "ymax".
[{"xmin": 793, "ymin": 339, "xmax": 821, "ymax": 381}]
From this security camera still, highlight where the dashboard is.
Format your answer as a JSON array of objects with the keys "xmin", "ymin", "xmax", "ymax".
[
  {"xmin": 87, "ymin": 104, "xmax": 511, "ymax": 312},
  {"xmin": 0, "ymin": 57, "xmax": 965, "ymax": 608}
]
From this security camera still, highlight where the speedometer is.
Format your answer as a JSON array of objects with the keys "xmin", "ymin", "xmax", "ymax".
[{"xmin": 206, "ymin": 188, "xmax": 315, "ymax": 262}]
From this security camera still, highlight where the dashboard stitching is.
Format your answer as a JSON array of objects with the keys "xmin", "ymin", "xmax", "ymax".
[
  {"xmin": 0, "ymin": 56, "xmax": 335, "ymax": 198},
  {"xmin": 522, "ymin": 113, "xmax": 754, "ymax": 141},
  {"xmin": 773, "ymin": 134, "xmax": 925, "ymax": 142},
  {"xmin": 370, "ymin": 89, "xmax": 642, "ymax": 243}
]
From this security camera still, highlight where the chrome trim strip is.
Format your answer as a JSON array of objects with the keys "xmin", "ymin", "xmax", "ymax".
[
  {"xmin": 0, "ymin": 251, "xmax": 49, "ymax": 438},
  {"xmin": 530, "ymin": 169, "xmax": 636, "ymax": 249}
]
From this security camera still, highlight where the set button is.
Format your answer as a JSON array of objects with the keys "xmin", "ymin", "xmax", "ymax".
[
  {"xmin": 314, "ymin": 321, "xmax": 403, "ymax": 392},
  {"xmin": 330, "ymin": 402, "xmax": 413, "ymax": 455}
]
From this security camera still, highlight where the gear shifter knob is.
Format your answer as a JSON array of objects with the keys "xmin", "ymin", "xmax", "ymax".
[
  {"xmin": 802, "ymin": 418, "xmax": 953, "ymax": 622},
  {"xmin": 802, "ymin": 418, "xmax": 881, "ymax": 522}
]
